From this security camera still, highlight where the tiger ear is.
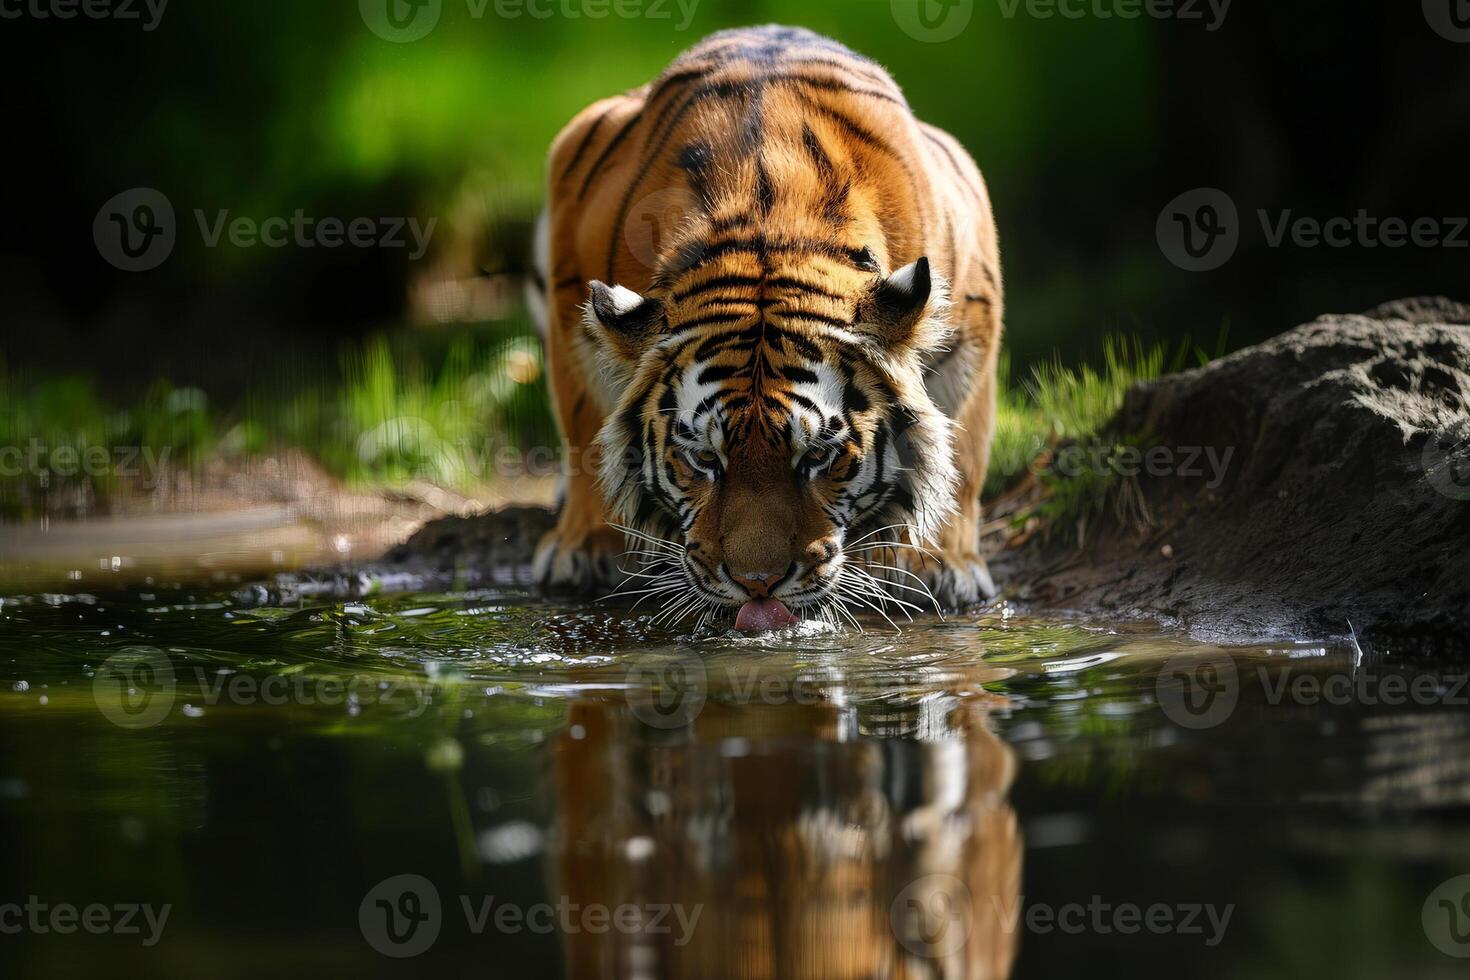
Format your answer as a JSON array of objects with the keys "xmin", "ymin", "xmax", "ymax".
[
  {"xmin": 584, "ymin": 280, "xmax": 664, "ymax": 362},
  {"xmin": 859, "ymin": 257, "xmax": 950, "ymax": 355}
]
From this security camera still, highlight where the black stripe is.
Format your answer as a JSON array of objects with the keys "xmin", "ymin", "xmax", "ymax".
[
  {"xmin": 923, "ymin": 128, "xmax": 985, "ymax": 205},
  {"xmin": 777, "ymin": 365, "xmax": 820, "ymax": 384},
  {"xmin": 755, "ymin": 158, "xmax": 776, "ymax": 216},
  {"xmin": 786, "ymin": 391, "xmax": 823, "ymax": 414},
  {"xmin": 676, "ymin": 140, "xmax": 715, "ymax": 205},
  {"xmin": 783, "ymin": 331, "xmax": 823, "ymax": 361},
  {"xmin": 802, "ymin": 99, "xmax": 900, "ymax": 158},
  {"xmin": 697, "ymin": 364, "xmax": 740, "ymax": 385},
  {"xmin": 672, "ymin": 274, "xmax": 763, "ymax": 303},
  {"xmin": 693, "ymin": 331, "xmax": 746, "ymax": 361},
  {"xmin": 772, "ymin": 72, "xmax": 905, "ymax": 106},
  {"xmin": 561, "ymin": 103, "xmax": 615, "ymax": 182},
  {"xmin": 606, "ymin": 78, "xmax": 750, "ymax": 278},
  {"xmin": 671, "ymin": 233, "xmax": 880, "ymax": 275},
  {"xmin": 647, "ymin": 65, "xmax": 714, "ymax": 110},
  {"xmin": 801, "ymin": 121, "xmax": 835, "ymax": 177},
  {"xmin": 577, "ymin": 108, "xmax": 644, "ymax": 202},
  {"xmin": 801, "ymin": 123, "xmax": 851, "ymax": 226},
  {"xmin": 780, "ymin": 56, "xmax": 898, "ymax": 89},
  {"xmin": 802, "ymin": 99, "xmax": 927, "ymax": 244},
  {"xmin": 775, "ymin": 309, "xmax": 850, "ymax": 329},
  {"xmin": 764, "ymin": 276, "xmax": 846, "ymax": 303},
  {"xmin": 674, "ymin": 311, "xmax": 748, "ymax": 332}
]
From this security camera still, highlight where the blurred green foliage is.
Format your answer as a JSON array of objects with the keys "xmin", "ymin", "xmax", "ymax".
[
  {"xmin": 65, "ymin": 1, "xmax": 1161, "ymax": 359},
  {"xmin": 0, "ymin": 322, "xmax": 554, "ymax": 517}
]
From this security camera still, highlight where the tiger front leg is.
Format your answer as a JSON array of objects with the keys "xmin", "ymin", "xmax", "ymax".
[
  {"xmin": 874, "ymin": 511, "xmax": 997, "ymax": 613},
  {"xmin": 532, "ymin": 320, "xmax": 630, "ymax": 594},
  {"xmin": 532, "ymin": 438, "xmax": 631, "ymax": 594},
  {"xmin": 866, "ymin": 365, "xmax": 999, "ymax": 612},
  {"xmin": 533, "ymin": 508, "xmax": 628, "ymax": 594}
]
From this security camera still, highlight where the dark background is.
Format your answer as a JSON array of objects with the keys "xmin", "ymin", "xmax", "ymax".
[{"xmin": 0, "ymin": 0, "xmax": 1466, "ymax": 395}]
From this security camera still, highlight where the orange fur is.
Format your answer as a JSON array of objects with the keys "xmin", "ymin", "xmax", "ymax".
[{"xmin": 533, "ymin": 26, "xmax": 1003, "ymax": 611}]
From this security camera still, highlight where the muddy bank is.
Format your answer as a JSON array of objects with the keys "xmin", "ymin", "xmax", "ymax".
[
  {"xmin": 386, "ymin": 298, "xmax": 1470, "ymax": 652},
  {"xmin": 992, "ymin": 298, "xmax": 1470, "ymax": 654}
]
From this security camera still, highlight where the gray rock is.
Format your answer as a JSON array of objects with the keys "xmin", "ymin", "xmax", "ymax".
[{"xmin": 999, "ymin": 297, "xmax": 1470, "ymax": 654}]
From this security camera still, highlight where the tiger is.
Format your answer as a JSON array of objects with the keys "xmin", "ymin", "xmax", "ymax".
[{"xmin": 529, "ymin": 24, "xmax": 1003, "ymax": 628}]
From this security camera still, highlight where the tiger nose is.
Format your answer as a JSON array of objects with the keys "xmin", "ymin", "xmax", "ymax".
[{"xmin": 728, "ymin": 569, "xmax": 786, "ymax": 598}]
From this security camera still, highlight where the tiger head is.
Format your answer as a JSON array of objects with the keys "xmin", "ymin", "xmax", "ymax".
[{"xmin": 582, "ymin": 251, "xmax": 958, "ymax": 622}]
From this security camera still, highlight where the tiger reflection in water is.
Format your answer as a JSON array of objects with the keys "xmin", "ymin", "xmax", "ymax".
[{"xmin": 550, "ymin": 678, "xmax": 1020, "ymax": 978}]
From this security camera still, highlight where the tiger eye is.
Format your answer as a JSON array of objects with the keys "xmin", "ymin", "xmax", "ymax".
[{"xmin": 685, "ymin": 448, "xmax": 720, "ymax": 468}]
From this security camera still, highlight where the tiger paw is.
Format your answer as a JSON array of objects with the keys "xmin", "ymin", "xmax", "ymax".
[
  {"xmin": 894, "ymin": 549, "xmax": 998, "ymax": 611},
  {"xmin": 532, "ymin": 522, "xmax": 628, "ymax": 594}
]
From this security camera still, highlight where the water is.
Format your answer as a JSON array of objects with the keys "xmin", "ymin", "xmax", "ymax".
[{"xmin": 1, "ymin": 580, "xmax": 1468, "ymax": 978}]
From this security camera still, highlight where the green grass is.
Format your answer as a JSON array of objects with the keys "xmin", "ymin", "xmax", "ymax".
[
  {"xmin": 268, "ymin": 325, "xmax": 555, "ymax": 488},
  {"xmin": 986, "ymin": 334, "xmax": 1222, "ymax": 543},
  {"xmin": 0, "ymin": 320, "xmax": 556, "ymax": 519}
]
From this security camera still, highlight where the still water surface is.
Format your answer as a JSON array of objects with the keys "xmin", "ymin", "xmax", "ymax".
[{"xmin": 1, "ymin": 581, "xmax": 1468, "ymax": 977}]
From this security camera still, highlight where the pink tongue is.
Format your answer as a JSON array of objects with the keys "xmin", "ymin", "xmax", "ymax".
[{"xmin": 734, "ymin": 597, "xmax": 798, "ymax": 632}]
